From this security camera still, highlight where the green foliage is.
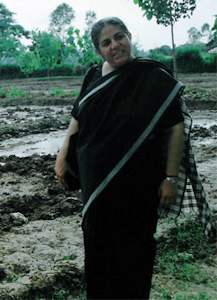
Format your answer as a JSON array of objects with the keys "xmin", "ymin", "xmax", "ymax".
[
  {"xmin": 49, "ymin": 64, "xmax": 74, "ymax": 77},
  {"xmin": 30, "ymin": 67, "xmax": 48, "ymax": 78},
  {"xmin": 175, "ymin": 294, "xmax": 212, "ymax": 300},
  {"xmin": 188, "ymin": 27, "xmax": 203, "ymax": 44},
  {"xmin": 0, "ymin": 29, "xmax": 22, "ymax": 65},
  {"xmin": 50, "ymin": 87, "xmax": 66, "ymax": 96},
  {"xmin": 0, "ymin": 3, "xmax": 29, "ymax": 37},
  {"xmin": 176, "ymin": 46, "xmax": 204, "ymax": 73},
  {"xmin": 0, "ymin": 3, "xmax": 14, "ymax": 33},
  {"xmin": 50, "ymin": 87, "xmax": 79, "ymax": 98},
  {"xmin": 71, "ymin": 90, "xmax": 79, "ymax": 98},
  {"xmin": 31, "ymin": 30, "xmax": 63, "ymax": 77},
  {"xmin": 67, "ymin": 27, "xmax": 101, "ymax": 69},
  {"xmin": 85, "ymin": 10, "xmax": 97, "ymax": 33},
  {"xmin": 211, "ymin": 15, "xmax": 217, "ymax": 41},
  {"xmin": 134, "ymin": 0, "xmax": 196, "ymax": 26},
  {"xmin": 52, "ymin": 288, "xmax": 70, "ymax": 299},
  {"xmin": 159, "ymin": 56, "xmax": 174, "ymax": 72},
  {"xmin": 18, "ymin": 47, "xmax": 39, "ymax": 77},
  {"xmin": 188, "ymin": 23, "xmax": 213, "ymax": 44},
  {"xmin": 203, "ymin": 53, "xmax": 217, "ymax": 72},
  {"xmin": 6, "ymin": 86, "xmax": 27, "ymax": 99},
  {"xmin": 0, "ymin": 87, "xmax": 5, "ymax": 97},
  {"xmin": 0, "ymin": 63, "xmax": 88, "ymax": 79},
  {"xmin": 133, "ymin": 0, "xmax": 197, "ymax": 77},
  {"xmin": 49, "ymin": 3, "xmax": 75, "ymax": 41},
  {"xmin": 0, "ymin": 64, "xmax": 24, "ymax": 78},
  {"xmin": 155, "ymin": 217, "xmax": 214, "ymax": 283},
  {"xmin": 0, "ymin": 2, "xmax": 215, "ymax": 79},
  {"xmin": 147, "ymin": 48, "xmax": 174, "ymax": 71}
]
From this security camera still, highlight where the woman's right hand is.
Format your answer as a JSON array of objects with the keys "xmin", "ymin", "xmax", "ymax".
[
  {"xmin": 55, "ymin": 117, "xmax": 79, "ymax": 187},
  {"xmin": 55, "ymin": 152, "xmax": 69, "ymax": 188}
]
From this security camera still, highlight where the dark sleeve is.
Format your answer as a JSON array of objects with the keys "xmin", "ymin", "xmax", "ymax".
[
  {"xmin": 160, "ymin": 96, "xmax": 184, "ymax": 129},
  {"xmin": 71, "ymin": 98, "xmax": 79, "ymax": 120}
]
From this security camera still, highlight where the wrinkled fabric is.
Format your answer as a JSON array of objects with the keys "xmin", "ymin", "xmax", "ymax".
[
  {"xmin": 69, "ymin": 57, "xmax": 215, "ymax": 300},
  {"xmin": 70, "ymin": 58, "xmax": 186, "ymax": 299},
  {"xmin": 72, "ymin": 58, "xmax": 184, "ymax": 214}
]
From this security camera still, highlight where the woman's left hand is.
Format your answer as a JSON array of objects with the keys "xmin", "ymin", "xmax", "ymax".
[{"xmin": 158, "ymin": 179, "xmax": 177, "ymax": 209}]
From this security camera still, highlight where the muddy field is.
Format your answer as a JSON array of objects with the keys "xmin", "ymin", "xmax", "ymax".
[{"xmin": 0, "ymin": 74, "xmax": 217, "ymax": 299}]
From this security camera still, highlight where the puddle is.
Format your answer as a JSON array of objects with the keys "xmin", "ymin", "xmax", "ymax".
[
  {"xmin": 0, "ymin": 110, "xmax": 216, "ymax": 158},
  {"xmin": 190, "ymin": 111, "xmax": 217, "ymax": 128},
  {"xmin": 192, "ymin": 137, "xmax": 217, "ymax": 146},
  {"xmin": 0, "ymin": 131, "xmax": 66, "ymax": 157}
]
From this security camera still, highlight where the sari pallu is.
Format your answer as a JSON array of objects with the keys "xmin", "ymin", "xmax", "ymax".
[
  {"xmin": 73, "ymin": 58, "xmax": 184, "ymax": 215},
  {"xmin": 71, "ymin": 58, "xmax": 215, "ymax": 298}
]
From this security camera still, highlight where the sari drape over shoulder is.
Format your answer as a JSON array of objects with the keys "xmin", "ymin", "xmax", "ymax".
[{"xmin": 71, "ymin": 58, "xmax": 215, "ymax": 238}]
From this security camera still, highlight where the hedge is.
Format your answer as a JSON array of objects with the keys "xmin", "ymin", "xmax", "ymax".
[
  {"xmin": 0, "ymin": 65, "xmax": 24, "ymax": 79},
  {"xmin": 0, "ymin": 54, "xmax": 216, "ymax": 79},
  {"xmin": 176, "ymin": 47, "xmax": 204, "ymax": 73}
]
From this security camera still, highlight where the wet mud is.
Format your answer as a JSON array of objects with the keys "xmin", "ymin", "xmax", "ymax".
[{"xmin": 0, "ymin": 75, "xmax": 216, "ymax": 299}]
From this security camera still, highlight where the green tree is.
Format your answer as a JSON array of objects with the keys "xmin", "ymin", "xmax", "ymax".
[
  {"xmin": 188, "ymin": 23, "xmax": 213, "ymax": 44},
  {"xmin": 49, "ymin": 3, "xmax": 75, "ymax": 42},
  {"xmin": 0, "ymin": 29, "xmax": 23, "ymax": 76},
  {"xmin": 66, "ymin": 10, "xmax": 99, "ymax": 69},
  {"xmin": 18, "ymin": 46, "xmax": 39, "ymax": 77},
  {"xmin": 188, "ymin": 27, "xmax": 202, "ymax": 43},
  {"xmin": 201, "ymin": 23, "xmax": 213, "ymax": 41},
  {"xmin": 0, "ymin": 3, "xmax": 30, "ymax": 76},
  {"xmin": 211, "ymin": 15, "xmax": 217, "ymax": 41},
  {"xmin": 0, "ymin": 3, "xmax": 29, "ymax": 36},
  {"xmin": 132, "ymin": 42, "xmax": 148, "ymax": 56},
  {"xmin": 133, "ymin": 0, "xmax": 196, "ymax": 78},
  {"xmin": 0, "ymin": 3, "xmax": 14, "ymax": 32},
  {"xmin": 85, "ymin": 10, "xmax": 97, "ymax": 33},
  {"xmin": 67, "ymin": 27, "xmax": 101, "ymax": 69},
  {"xmin": 31, "ymin": 30, "xmax": 62, "ymax": 77}
]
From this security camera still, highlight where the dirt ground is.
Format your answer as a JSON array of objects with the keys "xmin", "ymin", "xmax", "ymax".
[{"xmin": 0, "ymin": 74, "xmax": 217, "ymax": 299}]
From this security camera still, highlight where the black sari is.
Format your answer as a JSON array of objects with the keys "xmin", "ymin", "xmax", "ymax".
[
  {"xmin": 71, "ymin": 58, "xmax": 184, "ymax": 299},
  {"xmin": 72, "ymin": 58, "xmax": 184, "ymax": 214}
]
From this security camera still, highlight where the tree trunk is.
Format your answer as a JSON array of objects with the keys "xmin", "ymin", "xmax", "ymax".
[{"xmin": 171, "ymin": 23, "xmax": 178, "ymax": 79}]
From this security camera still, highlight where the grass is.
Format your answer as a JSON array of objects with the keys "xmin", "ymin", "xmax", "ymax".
[
  {"xmin": 68, "ymin": 217, "xmax": 216, "ymax": 300},
  {"xmin": 50, "ymin": 87, "xmax": 79, "ymax": 98},
  {"xmin": 22, "ymin": 216, "xmax": 216, "ymax": 300},
  {"xmin": 151, "ymin": 216, "xmax": 217, "ymax": 299},
  {"xmin": 183, "ymin": 87, "xmax": 217, "ymax": 102},
  {"xmin": 0, "ymin": 85, "xmax": 79, "ymax": 102}
]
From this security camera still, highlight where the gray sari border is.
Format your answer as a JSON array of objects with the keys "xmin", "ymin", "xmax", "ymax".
[
  {"xmin": 82, "ymin": 81, "xmax": 184, "ymax": 216},
  {"xmin": 79, "ymin": 74, "xmax": 120, "ymax": 107}
]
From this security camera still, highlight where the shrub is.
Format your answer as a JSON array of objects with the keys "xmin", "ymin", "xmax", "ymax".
[
  {"xmin": 50, "ymin": 64, "xmax": 75, "ymax": 77},
  {"xmin": 148, "ymin": 51, "xmax": 174, "ymax": 73},
  {"xmin": 202, "ymin": 54, "xmax": 217, "ymax": 72},
  {"xmin": 158, "ymin": 56, "xmax": 174, "ymax": 72},
  {"xmin": 176, "ymin": 46, "xmax": 204, "ymax": 73},
  {"xmin": 30, "ymin": 67, "xmax": 47, "ymax": 78},
  {"xmin": 0, "ymin": 64, "xmax": 24, "ymax": 79}
]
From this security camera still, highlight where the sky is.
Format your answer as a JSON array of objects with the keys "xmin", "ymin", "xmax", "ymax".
[{"xmin": 2, "ymin": 0, "xmax": 217, "ymax": 51}]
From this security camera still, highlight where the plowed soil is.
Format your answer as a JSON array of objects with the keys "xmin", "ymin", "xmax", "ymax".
[{"xmin": 0, "ymin": 74, "xmax": 216, "ymax": 300}]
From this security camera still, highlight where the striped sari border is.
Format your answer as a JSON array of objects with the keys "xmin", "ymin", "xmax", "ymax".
[
  {"xmin": 79, "ymin": 74, "xmax": 119, "ymax": 107},
  {"xmin": 82, "ymin": 81, "xmax": 184, "ymax": 216}
]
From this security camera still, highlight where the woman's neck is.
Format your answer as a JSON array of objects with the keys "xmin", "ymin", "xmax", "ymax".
[
  {"xmin": 102, "ymin": 56, "xmax": 135, "ymax": 77},
  {"xmin": 102, "ymin": 61, "xmax": 116, "ymax": 76}
]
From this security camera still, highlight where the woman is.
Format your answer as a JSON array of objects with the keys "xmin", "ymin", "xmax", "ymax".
[{"xmin": 55, "ymin": 17, "xmax": 185, "ymax": 299}]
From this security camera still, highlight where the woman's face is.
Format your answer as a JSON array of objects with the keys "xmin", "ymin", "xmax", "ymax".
[{"xmin": 97, "ymin": 25, "xmax": 134, "ymax": 68}]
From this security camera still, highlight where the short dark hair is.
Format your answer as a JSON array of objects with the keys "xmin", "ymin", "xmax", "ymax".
[{"xmin": 91, "ymin": 17, "xmax": 130, "ymax": 52}]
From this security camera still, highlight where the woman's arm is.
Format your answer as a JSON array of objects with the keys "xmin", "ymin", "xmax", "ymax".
[
  {"xmin": 158, "ymin": 122, "xmax": 184, "ymax": 208},
  {"xmin": 55, "ymin": 117, "xmax": 79, "ymax": 187}
]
